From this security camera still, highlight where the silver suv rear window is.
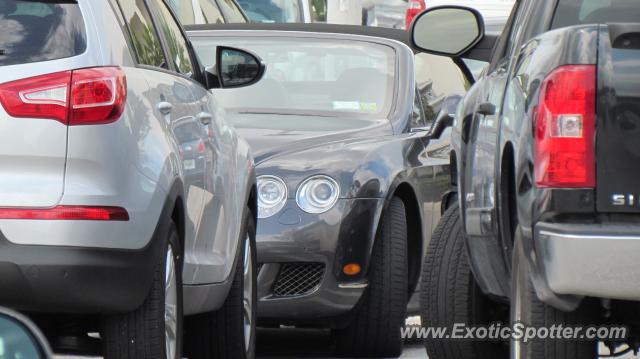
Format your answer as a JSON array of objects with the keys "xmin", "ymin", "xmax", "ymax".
[{"xmin": 0, "ymin": 0, "xmax": 87, "ymax": 66}]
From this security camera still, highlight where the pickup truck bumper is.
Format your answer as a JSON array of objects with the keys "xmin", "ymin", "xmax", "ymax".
[{"xmin": 536, "ymin": 222, "xmax": 640, "ymax": 301}]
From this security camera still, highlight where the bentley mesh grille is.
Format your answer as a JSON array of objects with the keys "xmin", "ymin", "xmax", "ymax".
[{"xmin": 272, "ymin": 263, "xmax": 325, "ymax": 297}]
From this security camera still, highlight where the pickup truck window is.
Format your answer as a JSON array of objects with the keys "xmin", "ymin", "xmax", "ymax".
[
  {"xmin": 488, "ymin": 0, "xmax": 528, "ymax": 70},
  {"xmin": 553, "ymin": 0, "xmax": 640, "ymax": 28}
]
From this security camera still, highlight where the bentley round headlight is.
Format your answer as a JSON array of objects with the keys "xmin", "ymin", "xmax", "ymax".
[
  {"xmin": 296, "ymin": 175, "xmax": 340, "ymax": 214},
  {"xmin": 257, "ymin": 176, "xmax": 287, "ymax": 219}
]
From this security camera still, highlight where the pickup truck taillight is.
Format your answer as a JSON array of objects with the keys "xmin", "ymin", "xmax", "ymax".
[
  {"xmin": 0, "ymin": 67, "xmax": 126, "ymax": 125},
  {"xmin": 534, "ymin": 65, "xmax": 596, "ymax": 188}
]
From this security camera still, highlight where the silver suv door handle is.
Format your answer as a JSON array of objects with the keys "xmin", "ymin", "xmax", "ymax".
[
  {"xmin": 197, "ymin": 112, "xmax": 213, "ymax": 125},
  {"xmin": 157, "ymin": 102, "xmax": 173, "ymax": 115}
]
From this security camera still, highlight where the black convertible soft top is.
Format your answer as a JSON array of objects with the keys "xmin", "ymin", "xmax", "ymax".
[{"xmin": 184, "ymin": 23, "xmax": 416, "ymax": 51}]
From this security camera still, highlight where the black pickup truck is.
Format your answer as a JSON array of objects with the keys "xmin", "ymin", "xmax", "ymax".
[{"xmin": 410, "ymin": 1, "xmax": 640, "ymax": 358}]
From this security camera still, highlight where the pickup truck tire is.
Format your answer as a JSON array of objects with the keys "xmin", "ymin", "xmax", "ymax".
[
  {"xmin": 421, "ymin": 203, "xmax": 508, "ymax": 359},
  {"xmin": 335, "ymin": 196, "xmax": 408, "ymax": 358},
  {"xmin": 185, "ymin": 212, "xmax": 257, "ymax": 359},
  {"xmin": 102, "ymin": 220, "xmax": 183, "ymax": 359},
  {"xmin": 510, "ymin": 234, "xmax": 598, "ymax": 359}
]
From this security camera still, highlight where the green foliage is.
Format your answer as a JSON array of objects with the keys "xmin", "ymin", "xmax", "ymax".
[{"xmin": 311, "ymin": 0, "xmax": 326, "ymax": 22}]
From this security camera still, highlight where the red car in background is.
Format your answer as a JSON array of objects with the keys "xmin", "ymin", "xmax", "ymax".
[{"xmin": 404, "ymin": 0, "xmax": 425, "ymax": 29}]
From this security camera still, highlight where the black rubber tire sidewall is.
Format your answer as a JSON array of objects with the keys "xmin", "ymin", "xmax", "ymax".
[
  {"xmin": 421, "ymin": 203, "xmax": 508, "ymax": 359},
  {"xmin": 184, "ymin": 212, "xmax": 257, "ymax": 359},
  {"xmin": 102, "ymin": 220, "xmax": 183, "ymax": 359},
  {"xmin": 335, "ymin": 197, "xmax": 409, "ymax": 358},
  {"xmin": 510, "ymin": 231, "xmax": 598, "ymax": 359}
]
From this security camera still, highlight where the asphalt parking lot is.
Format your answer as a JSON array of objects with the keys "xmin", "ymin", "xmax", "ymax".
[
  {"xmin": 256, "ymin": 327, "xmax": 426, "ymax": 358},
  {"xmin": 54, "ymin": 342, "xmax": 640, "ymax": 359},
  {"xmin": 255, "ymin": 330, "xmax": 638, "ymax": 359},
  {"xmin": 56, "ymin": 328, "xmax": 427, "ymax": 359},
  {"xmin": 54, "ymin": 326, "xmax": 639, "ymax": 359},
  {"xmin": 55, "ymin": 331, "xmax": 426, "ymax": 359}
]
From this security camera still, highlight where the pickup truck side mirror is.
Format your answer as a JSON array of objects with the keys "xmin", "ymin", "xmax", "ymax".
[
  {"xmin": 205, "ymin": 46, "xmax": 266, "ymax": 89},
  {"xmin": 410, "ymin": 5, "xmax": 499, "ymax": 65},
  {"xmin": 428, "ymin": 95, "xmax": 462, "ymax": 140},
  {"xmin": 0, "ymin": 308, "xmax": 52, "ymax": 358},
  {"xmin": 411, "ymin": 6, "xmax": 485, "ymax": 57}
]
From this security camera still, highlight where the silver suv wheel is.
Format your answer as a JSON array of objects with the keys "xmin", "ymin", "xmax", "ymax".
[
  {"xmin": 165, "ymin": 245, "xmax": 178, "ymax": 359},
  {"xmin": 243, "ymin": 235, "xmax": 253, "ymax": 353}
]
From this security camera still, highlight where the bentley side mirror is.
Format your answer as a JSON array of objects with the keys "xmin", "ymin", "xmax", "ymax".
[
  {"xmin": 429, "ymin": 113, "xmax": 454, "ymax": 140},
  {"xmin": 428, "ymin": 95, "xmax": 462, "ymax": 140},
  {"xmin": 411, "ymin": 126, "xmax": 432, "ymax": 133},
  {"xmin": 206, "ymin": 46, "xmax": 265, "ymax": 89},
  {"xmin": 411, "ymin": 6, "xmax": 485, "ymax": 58},
  {"xmin": 0, "ymin": 308, "xmax": 52, "ymax": 358}
]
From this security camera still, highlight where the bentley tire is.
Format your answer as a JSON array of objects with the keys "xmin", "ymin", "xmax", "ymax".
[
  {"xmin": 335, "ymin": 196, "xmax": 408, "ymax": 358},
  {"xmin": 185, "ymin": 211, "xmax": 257, "ymax": 359}
]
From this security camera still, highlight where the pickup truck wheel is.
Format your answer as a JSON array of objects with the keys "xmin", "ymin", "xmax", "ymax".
[
  {"xmin": 335, "ymin": 196, "xmax": 408, "ymax": 358},
  {"xmin": 421, "ymin": 203, "xmax": 508, "ymax": 359},
  {"xmin": 102, "ymin": 220, "xmax": 183, "ymax": 359},
  {"xmin": 510, "ymin": 234, "xmax": 597, "ymax": 359},
  {"xmin": 184, "ymin": 213, "xmax": 257, "ymax": 359}
]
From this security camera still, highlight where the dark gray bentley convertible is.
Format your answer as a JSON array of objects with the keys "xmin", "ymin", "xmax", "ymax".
[{"xmin": 187, "ymin": 24, "xmax": 468, "ymax": 357}]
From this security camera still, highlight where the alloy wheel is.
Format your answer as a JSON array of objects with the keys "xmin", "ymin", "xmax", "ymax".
[
  {"xmin": 242, "ymin": 235, "xmax": 253, "ymax": 353},
  {"xmin": 165, "ymin": 246, "xmax": 178, "ymax": 359},
  {"xmin": 511, "ymin": 247, "xmax": 525, "ymax": 359}
]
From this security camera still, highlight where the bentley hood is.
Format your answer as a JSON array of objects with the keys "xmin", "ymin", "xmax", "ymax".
[
  {"xmin": 229, "ymin": 112, "xmax": 393, "ymax": 164},
  {"xmin": 228, "ymin": 112, "xmax": 414, "ymax": 199}
]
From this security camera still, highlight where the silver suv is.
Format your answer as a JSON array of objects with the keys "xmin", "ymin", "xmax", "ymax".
[{"xmin": 0, "ymin": 1, "xmax": 265, "ymax": 358}]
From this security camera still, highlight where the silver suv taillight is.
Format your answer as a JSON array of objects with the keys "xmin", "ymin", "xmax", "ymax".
[{"xmin": 0, "ymin": 67, "xmax": 127, "ymax": 125}]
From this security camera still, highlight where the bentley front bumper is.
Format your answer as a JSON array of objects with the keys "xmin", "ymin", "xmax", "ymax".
[{"xmin": 255, "ymin": 198, "xmax": 385, "ymax": 324}]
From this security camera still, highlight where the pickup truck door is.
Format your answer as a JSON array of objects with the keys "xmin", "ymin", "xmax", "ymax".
[
  {"xmin": 463, "ymin": 0, "xmax": 530, "ymax": 237},
  {"xmin": 463, "ymin": 60, "xmax": 508, "ymax": 237}
]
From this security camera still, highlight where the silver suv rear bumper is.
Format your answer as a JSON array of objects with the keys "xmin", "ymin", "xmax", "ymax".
[{"xmin": 536, "ymin": 222, "xmax": 640, "ymax": 301}]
